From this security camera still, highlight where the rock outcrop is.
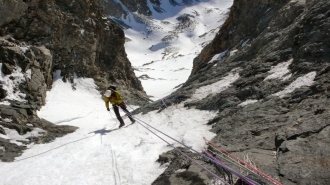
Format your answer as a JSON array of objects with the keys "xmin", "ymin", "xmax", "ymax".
[
  {"xmin": 136, "ymin": 0, "xmax": 330, "ymax": 184},
  {"xmin": 0, "ymin": 0, "xmax": 148, "ymax": 162}
]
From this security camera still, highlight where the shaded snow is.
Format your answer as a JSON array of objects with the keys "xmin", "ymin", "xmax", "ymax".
[{"xmin": 242, "ymin": 39, "xmax": 250, "ymax": 47}]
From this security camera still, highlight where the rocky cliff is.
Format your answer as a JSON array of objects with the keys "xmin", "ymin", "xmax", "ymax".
[
  {"xmin": 0, "ymin": 0, "xmax": 148, "ymax": 161},
  {"xmin": 137, "ymin": 0, "xmax": 330, "ymax": 184}
]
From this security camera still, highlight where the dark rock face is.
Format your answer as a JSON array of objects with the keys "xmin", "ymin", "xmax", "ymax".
[
  {"xmin": 0, "ymin": 102, "xmax": 78, "ymax": 162},
  {"xmin": 145, "ymin": 0, "xmax": 330, "ymax": 184},
  {"xmin": 0, "ymin": 0, "xmax": 148, "ymax": 161},
  {"xmin": 0, "ymin": 0, "xmax": 147, "ymax": 106},
  {"xmin": 153, "ymin": 148, "xmax": 233, "ymax": 185},
  {"xmin": 101, "ymin": 0, "xmax": 153, "ymax": 19},
  {"xmin": 100, "ymin": 0, "xmax": 201, "ymax": 28}
]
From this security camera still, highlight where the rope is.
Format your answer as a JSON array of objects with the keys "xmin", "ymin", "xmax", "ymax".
[
  {"xmin": 204, "ymin": 151, "xmax": 256, "ymax": 185},
  {"xmin": 164, "ymin": 98, "xmax": 180, "ymax": 110},
  {"xmin": 207, "ymin": 147, "xmax": 262, "ymax": 179},
  {"xmin": 136, "ymin": 117, "xmax": 230, "ymax": 185},
  {"xmin": 118, "ymin": 107, "xmax": 259, "ymax": 185},
  {"xmin": 14, "ymin": 134, "xmax": 96, "ymax": 162},
  {"xmin": 204, "ymin": 138, "xmax": 283, "ymax": 185},
  {"xmin": 161, "ymin": 98, "xmax": 168, "ymax": 108}
]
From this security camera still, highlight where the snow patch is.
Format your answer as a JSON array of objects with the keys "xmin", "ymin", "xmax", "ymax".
[
  {"xmin": 0, "ymin": 63, "xmax": 27, "ymax": 102},
  {"xmin": 192, "ymin": 68, "xmax": 241, "ymax": 100},
  {"xmin": 264, "ymin": 59, "xmax": 292, "ymax": 81},
  {"xmin": 26, "ymin": 69, "xmax": 32, "ymax": 80},
  {"xmin": 242, "ymin": 39, "xmax": 250, "ymax": 47},
  {"xmin": 208, "ymin": 50, "xmax": 228, "ymax": 63},
  {"xmin": 0, "ymin": 127, "xmax": 46, "ymax": 144},
  {"xmin": 230, "ymin": 49, "xmax": 238, "ymax": 56},
  {"xmin": 18, "ymin": 46, "xmax": 29, "ymax": 53},
  {"xmin": 238, "ymin": 99, "xmax": 258, "ymax": 107},
  {"xmin": 175, "ymin": 169, "xmax": 187, "ymax": 173},
  {"xmin": 273, "ymin": 71, "xmax": 316, "ymax": 98}
]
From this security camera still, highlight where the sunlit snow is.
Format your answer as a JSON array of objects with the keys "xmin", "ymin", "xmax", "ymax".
[
  {"xmin": 264, "ymin": 59, "xmax": 292, "ymax": 81},
  {"xmin": 208, "ymin": 50, "xmax": 228, "ymax": 64},
  {"xmin": 124, "ymin": 0, "xmax": 233, "ymax": 100},
  {"xmin": 0, "ymin": 71, "xmax": 217, "ymax": 185},
  {"xmin": 273, "ymin": 71, "xmax": 316, "ymax": 98},
  {"xmin": 238, "ymin": 99, "xmax": 258, "ymax": 107},
  {"xmin": 191, "ymin": 68, "xmax": 241, "ymax": 100},
  {"xmin": 0, "ymin": 1, "xmax": 241, "ymax": 184},
  {"xmin": 0, "ymin": 63, "xmax": 27, "ymax": 103}
]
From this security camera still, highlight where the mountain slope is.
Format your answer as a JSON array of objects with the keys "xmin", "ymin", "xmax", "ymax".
[
  {"xmin": 0, "ymin": 0, "xmax": 148, "ymax": 161},
  {"xmin": 101, "ymin": 0, "xmax": 233, "ymax": 99},
  {"xmin": 137, "ymin": 0, "xmax": 330, "ymax": 184}
]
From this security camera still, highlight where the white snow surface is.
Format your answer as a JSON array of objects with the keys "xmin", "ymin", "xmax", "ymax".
[
  {"xmin": 238, "ymin": 99, "xmax": 258, "ymax": 107},
  {"xmin": 264, "ymin": 59, "xmax": 293, "ymax": 81},
  {"xmin": 124, "ymin": 0, "xmax": 233, "ymax": 100},
  {"xmin": 191, "ymin": 68, "xmax": 241, "ymax": 100},
  {"xmin": 0, "ymin": 63, "xmax": 27, "ymax": 103},
  {"xmin": 208, "ymin": 50, "xmax": 228, "ymax": 63},
  {"xmin": 0, "ymin": 71, "xmax": 217, "ymax": 185},
  {"xmin": 273, "ymin": 71, "xmax": 316, "ymax": 98}
]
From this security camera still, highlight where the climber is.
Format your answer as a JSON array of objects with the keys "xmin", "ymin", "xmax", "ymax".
[{"xmin": 104, "ymin": 85, "xmax": 136, "ymax": 128}]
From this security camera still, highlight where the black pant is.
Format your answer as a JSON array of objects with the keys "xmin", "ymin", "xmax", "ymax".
[{"xmin": 113, "ymin": 103, "xmax": 134, "ymax": 124}]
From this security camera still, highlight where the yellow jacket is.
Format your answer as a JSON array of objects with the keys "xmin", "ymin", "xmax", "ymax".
[{"xmin": 104, "ymin": 89, "xmax": 124, "ymax": 108}]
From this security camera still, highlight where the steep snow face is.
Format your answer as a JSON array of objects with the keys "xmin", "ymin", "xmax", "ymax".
[{"xmin": 121, "ymin": 0, "xmax": 233, "ymax": 100}]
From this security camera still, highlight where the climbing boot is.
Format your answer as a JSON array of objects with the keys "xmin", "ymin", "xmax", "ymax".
[{"xmin": 119, "ymin": 122, "xmax": 125, "ymax": 128}]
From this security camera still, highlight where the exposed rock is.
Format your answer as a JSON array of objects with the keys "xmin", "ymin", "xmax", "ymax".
[
  {"xmin": 0, "ymin": 0, "xmax": 148, "ymax": 161},
  {"xmin": 138, "ymin": 0, "xmax": 330, "ymax": 184},
  {"xmin": 0, "ymin": 127, "xmax": 5, "ymax": 135},
  {"xmin": 152, "ymin": 147, "xmax": 233, "ymax": 185},
  {"xmin": 0, "ymin": 0, "xmax": 28, "ymax": 26},
  {"xmin": 0, "ymin": 137, "xmax": 26, "ymax": 162}
]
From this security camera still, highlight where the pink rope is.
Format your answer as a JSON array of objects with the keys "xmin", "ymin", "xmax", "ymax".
[{"xmin": 203, "ymin": 137, "xmax": 283, "ymax": 185}]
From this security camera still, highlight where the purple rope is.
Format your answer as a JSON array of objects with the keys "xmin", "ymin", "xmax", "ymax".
[
  {"xmin": 119, "ymin": 107, "xmax": 259, "ymax": 185},
  {"xmin": 204, "ymin": 151, "xmax": 257, "ymax": 185},
  {"xmin": 161, "ymin": 98, "xmax": 168, "ymax": 108},
  {"xmin": 137, "ymin": 118, "xmax": 230, "ymax": 185}
]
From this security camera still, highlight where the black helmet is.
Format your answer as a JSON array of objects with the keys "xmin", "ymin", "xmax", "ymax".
[{"xmin": 108, "ymin": 85, "xmax": 117, "ymax": 90}]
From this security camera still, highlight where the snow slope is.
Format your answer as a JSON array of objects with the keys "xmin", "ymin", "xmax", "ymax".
[
  {"xmin": 123, "ymin": 0, "xmax": 233, "ymax": 100},
  {"xmin": 0, "ymin": 71, "xmax": 218, "ymax": 185},
  {"xmin": 1, "ymin": 1, "xmax": 235, "ymax": 184}
]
